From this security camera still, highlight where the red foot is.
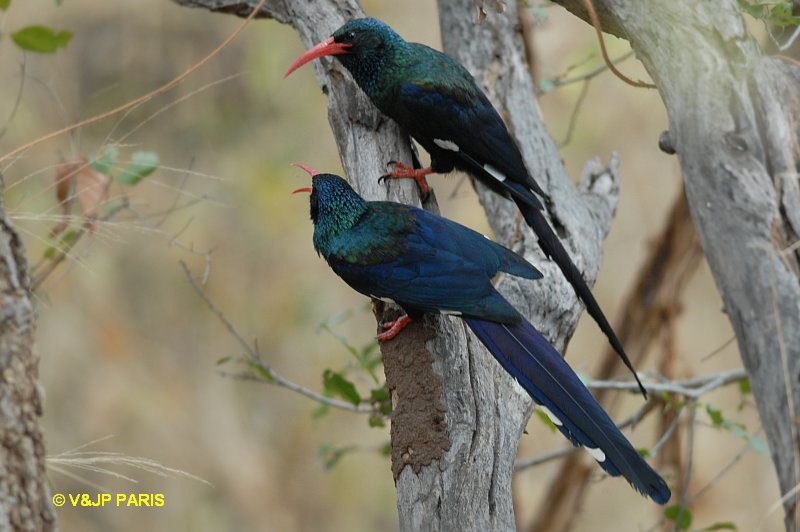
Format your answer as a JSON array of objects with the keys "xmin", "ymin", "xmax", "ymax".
[
  {"xmin": 376, "ymin": 315, "xmax": 413, "ymax": 341},
  {"xmin": 382, "ymin": 161, "xmax": 433, "ymax": 195}
]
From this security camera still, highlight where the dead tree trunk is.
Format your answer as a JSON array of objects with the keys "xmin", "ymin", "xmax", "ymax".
[
  {"xmin": 172, "ymin": 1, "xmax": 622, "ymax": 530},
  {"xmin": 552, "ymin": 1, "xmax": 800, "ymax": 528},
  {"xmin": 0, "ymin": 177, "xmax": 56, "ymax": 531}
]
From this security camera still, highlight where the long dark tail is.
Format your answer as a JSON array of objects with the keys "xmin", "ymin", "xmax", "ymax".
[
  {"xmin": 511, "ymin": 195, "xmax": 647, "ymax": 399},
  {"xmin": 464, "ymin": 317, "xmax": 671, "ymax": 504}
]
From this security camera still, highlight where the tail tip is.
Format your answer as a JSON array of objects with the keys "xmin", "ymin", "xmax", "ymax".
[{"xmin": 646, "ymin": 479, "xmax": 672, "ymax": 505}]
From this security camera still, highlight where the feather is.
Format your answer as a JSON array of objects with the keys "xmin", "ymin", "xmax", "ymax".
[{"xmin": 464, "ymin": 316, "xmax": 671, "ymax": 504}]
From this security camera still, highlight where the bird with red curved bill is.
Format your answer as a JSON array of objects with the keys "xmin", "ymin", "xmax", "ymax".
[
  {"xmin": 284, "ymin": 17, "xmax": 647, "ymax": 399},
  {"xmin": 290, "ymin": 162, "xmax": 670, "ymax": 504}
]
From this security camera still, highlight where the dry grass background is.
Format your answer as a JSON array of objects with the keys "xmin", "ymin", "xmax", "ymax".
[{"xmin": 0, "ymin": 0, "xmax": 783, "ymax": 530}]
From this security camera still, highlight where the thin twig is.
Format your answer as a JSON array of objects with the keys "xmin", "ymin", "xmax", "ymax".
[
  {"xmin": 779, "ymin": 25, "xmax": 800, "ymax": 52},
  {"xmin": 689, "ymin": 428, "xmax": 761, "ymax": 503},
  {"xmin": 179, "ymin": 261, "xmax": 374, "ymax": 414},
  {"xmin": 114, "ymin": 72, "xmax": 247, "ymax": 146},
  {"xmin": 30, "ymin": 198, "xmax": 130, "ymax": 290},
  {"xmin": 650, "ymin": 406, "xmax": 685, "ymax": 456},
  {"xmin": 580, "ymin": 0, "xmax": 655, "ymax": 88},
  {"xmin": 0, "ymin": 55, "xmax": 27, "ymax": 141},
  {"xmin": 558, "ymin": 79, "xmax": 590, "ymax": 147},
  {"xmin": 762, "ymin": 482, "xmax": 800, "ymax": 529},
  {"xmin": 515, "ymin": 446, "xmax": 574, "ymax": 470},
  {"xmin": 586, "ymin": 368, "xmax": 747, "ymax": 398},
  {"xmin": 554, "ymin": 50, "xmax": 635, "ymax": 87},
  {"xmin": 0, "ymin": 0, "xmax": 268, "ymax": 166},
  {"xmin": 674, "ymin": 404, "xmax": 697, "ymax": 532},
  {"xmin": 700, "ymin": 335, "xmax": 736, "ymax": 361}
]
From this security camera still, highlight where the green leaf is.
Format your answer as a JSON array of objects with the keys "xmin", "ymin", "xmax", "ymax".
[
  {"xmin": 323, "ymin": 370, "xmax": 360, "ymax": 406},
  {"xmin": 318, "ymin": 322, "xmax": 381, "ymax": 382},
  {"xmin": 726, "ymin": 423, "xmax": 767, "ymax": 453},
  {"xmin": 706, "ymin": 404, "xmax": 724, "ymax": 426},
  {"xmin": 770, "ymin": 3, "xmax": 800, "ymax": 27},
  {"xmin": 738, "ymin": 378, "xmax": 751, "ymax": 394},
  {"xmin": 534, "ymin": 408, "xmax": 558, "ymax": 433},
  {"xmin": 318, "ymin": 444, "xmax": 355, "ymax": 471},
  {"xmin": 637, "ymin": 447, "xmax": 652, "ymax": 458},
  {"xmin": 245, "ymin": 359, "xmax": 273, "ymax": 382},
  {"xmin": 370, "ymin": 386, "xmax": 392, "ymax": 414},
  {"xmin": 664, "ymin": 505, "xmax": 693, "ymax": 530},
  {"xmin": 529, "ymin": 4, "xmax": 550, "ymax": 21},
  {"xmin": 11, "ymin": 26, "xmax": 73, "ymax": 53},
  {"xmin": 738, "ymin": 0, "xmax": 800, "ymax": 26},
  {"xmin": 738, "ymin": 1, "xmax": 769, "ymax": 19},
  {"xmin": 0, "ymin": 0, "xmax": 11, "ymax": 11},
  {"xmin": 98, "ymin": 197, "xmax": 128, "ymax": 218},
  {"xmin": 381, "ymin": 442, "xmax": 391, "ymax": 456},
  {"xmin": 215, "ymin": 355, "xmax": 233, "ymax": 366},
  {"xmin": 360, "ymin": 341, "xmax": 382, "ymax": 375},
  {"xmin": 539, "ymin": 78, "xmax": 556, "ymax": 94},
  {"xmin": 747, "ymin": 435, "xmax": 768, "ymax": 454},
  {"xmin": 320, "ymin": 323, "xmax": 360, "ymax": 359},
  {"xmin": 43, "ymin": 229, "xmax": 80, "ymax": 260},
  {"xmin": 706, "ymin": 404, "xmax": 768, "ymax": 453},
  {"xmin": 370, "ymin": 386, "xmax": 389, "ymax": 403},
  {"xmin": 116, "ymin": 151, "xmax": 159, "ymax": 186},
  {"xmin": 91, "ymin": 145, "xmax": 118, "ymax": 175},
  {"xmin": 700, "ymin": 522, "xmax": 738, "ymax": 531},
  {"xmin": 311, "ymin": 403, "xmax": 329, "ymax": 420},
  {"xmin": 367, "ymin": 414, "xmax": 385, "ymax": 428}
]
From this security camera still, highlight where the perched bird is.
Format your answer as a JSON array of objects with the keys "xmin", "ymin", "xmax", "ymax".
[
  {"xmin": 285, "ymin": 17, "xmax": 647, "ymax": 398},
  {"xmin": 292, "ymin": 163, "xmax": 670, "ymax": 504}
]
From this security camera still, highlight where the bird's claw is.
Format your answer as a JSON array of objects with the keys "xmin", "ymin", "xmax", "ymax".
[
  {"xmin": 379, "ymin": 161, "xmax": 432, "ymax": 197},
  {"xmin": 376, "ymin": 315, "xmax": 413, "ymax": 342}
]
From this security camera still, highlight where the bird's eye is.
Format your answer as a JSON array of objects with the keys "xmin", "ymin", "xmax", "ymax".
[{"xmin": 345, "ymin": 30, "xmax": 356, "ymax": 40}]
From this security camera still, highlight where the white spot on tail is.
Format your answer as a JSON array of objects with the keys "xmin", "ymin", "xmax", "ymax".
[
  {"xmin": 440, "ymin": 310, "xmax": 463, "ymax": 316},
  {"xmin": 584, "ymin": 446, "xmax": 606, "ymax": 463},
  {"xmin": 484, "ymin": 164, "xmax": 506, "ymax": 182},
  {"xmin": 370, "ymin": 295, "xmax": 396, "ymax": 304},
  {"xmin": 538, "ymin": 405, "xmax": 563, "ymax": 426},
  {"xmin": 434, "ymin": 139, "xmax": 459, "ymax": 152}
]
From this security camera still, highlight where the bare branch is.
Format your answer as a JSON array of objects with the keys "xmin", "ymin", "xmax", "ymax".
[
  {"xmin": 552, "ymin": 51, "xmax": 635, "ymax": 87},
  {"xmin": 587, "ymin": 368, "xmax": 748, "ymax": 399},
  {"xmin": 179, "ymin": 261, "xmax": 375, "ymax": 414}
]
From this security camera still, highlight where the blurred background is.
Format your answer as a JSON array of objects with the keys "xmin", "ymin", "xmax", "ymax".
[{"xmin": 0, "ymin": 0, "xmax": 781, "ymax": 530}]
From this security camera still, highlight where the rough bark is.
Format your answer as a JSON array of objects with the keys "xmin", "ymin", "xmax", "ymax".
[
  {"xmin": 550, "ymin": 0, "xmax": 800, "ymax": 528},
  {"xmin": 172, "ymin": 1, "xmax": 620, "ymax": 530},
  {"xmin": 0, "ymin": 177, "xmax": 56, "ymax": 531}
]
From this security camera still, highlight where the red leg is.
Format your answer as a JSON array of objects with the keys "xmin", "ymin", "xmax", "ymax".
[
  {"xmin": 382, "ymin": 161, "xmax": 433, "ymax": 195},
  {"xmin": 376, "ymin": 315, "xmax": 413, "ymax": 341}
]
